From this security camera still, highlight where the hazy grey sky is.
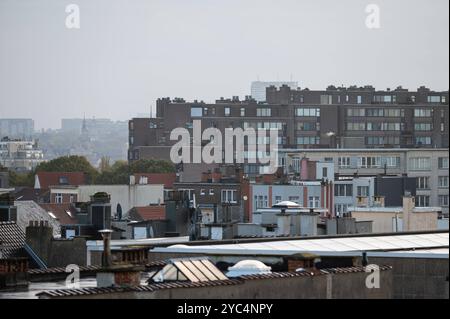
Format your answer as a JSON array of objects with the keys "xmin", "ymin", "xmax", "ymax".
[{"xmin": 0, "ymin": 0, "xmax": 448, "ymax": 129}]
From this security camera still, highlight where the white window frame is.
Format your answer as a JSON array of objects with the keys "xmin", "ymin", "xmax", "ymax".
[{"xmin": 221, "ymin": 189, "xmax": 237, "ymax": 204}]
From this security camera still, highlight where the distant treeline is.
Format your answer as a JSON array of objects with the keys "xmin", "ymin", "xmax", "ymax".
[{"xmin": 7, "ymin": 156, "xmax": 175, "ymax": 187}]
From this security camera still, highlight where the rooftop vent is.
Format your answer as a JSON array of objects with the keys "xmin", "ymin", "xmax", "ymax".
[{"xmin": 226, "ymin": 260, "xmax": 272, "ymax": 277}]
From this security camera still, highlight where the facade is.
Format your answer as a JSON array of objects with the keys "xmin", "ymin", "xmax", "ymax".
[
  {"xmin": 266, "ymin": 85, "xmax": 448, "ymax": 149},
  {"xmin": 350, "ymin": 196, "xmax": 441, "ymax": 233},
  {"xmin": 334, "ymin": 176, "xmax": 417, "ymax": 216},
  {"xmin": 250, "ymin": 182, "xmax": 333, "ymax": 220},
  {"xmin": 129, "ymin": 85, "xmax": 448, "ymax": 162},
  {"xmin": 281, "ymin": 148, "xmax": 449, "ymax": 216},
  {"xmin": 0, "ymin": 138, "xmax": 44, "ymax": 172},
  {"xmin": 250, "ymin": 81, "xmax": 298, "ymax": 102},
  {"xmin": 0, "ymin": 119, "xmax": 34, "ymax": 140},
  {"xmin": 49, "ymin": 184, "xmax": 164, "ymax": 218},
  {"xmin": 0, "ymin": 170, "xmax": 8, "ymax": 189}
]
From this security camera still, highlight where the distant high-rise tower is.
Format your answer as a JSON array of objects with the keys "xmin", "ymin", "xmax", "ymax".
[{"xmin": 251, "ymin": 81, "xmax": 298, "ymax": 102}]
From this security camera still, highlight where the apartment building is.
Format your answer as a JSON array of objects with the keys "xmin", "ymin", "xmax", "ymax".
[
  {"xmin": 0, "ymin": 138, "xmax": 44, "ymax": 172},
  {"xmin": 281, "ymin": 148, "xmax": 449, "ymax": 216},
  {"xmin": 128, "ymin": 85, "xmax": 448, "ymax": 177}
]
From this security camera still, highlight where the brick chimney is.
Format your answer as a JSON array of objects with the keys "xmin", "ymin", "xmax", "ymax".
[
  {"xmin": 373, "ymin": 196, "xmax": 385, "ymax": 207},
  {"xmin": 25, "ymin": 220, "xmax": 53, "ymax": 265},
  {"xmin": 211, "ymin": 168, "xmax": 222, "ymax": 183},
  {"xmin": 356, "ymin": 196, "xmax": 369, "ymax": 207},
  {"xmin": 285, "ymin": 254, "xmax": 319, "ymax": 274}
]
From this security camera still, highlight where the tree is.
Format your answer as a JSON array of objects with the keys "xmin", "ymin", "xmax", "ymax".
[
  {"xmin": 95, "ymin": 159, "xmax": 175, "ymax": 185},
  {"xmin": 99, "ymin": 156, "xmax": 111, "ymax": 173},
  {"xmin": 95, "ymin": 161, "xmax": 129, "ymax": 185},
  {"xmin": 9, "ymin": 171, "xmax": 34, "ymax": 187},
  {"xmin": 35, "ymin": 155, "xmax": 99, "ymax": 183},
  {"xmin": 129, "ymin": 159, "xmax": 175, "ymax": 174}
]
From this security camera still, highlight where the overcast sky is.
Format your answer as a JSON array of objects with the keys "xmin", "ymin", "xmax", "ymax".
[{"xmin": 0, "ymin": 0, "xmax": 448, "ymax": 129}]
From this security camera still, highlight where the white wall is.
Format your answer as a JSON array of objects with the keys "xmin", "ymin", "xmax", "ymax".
[{"xmin": 77, "ymin": 184, "xmax": 164, "ymax": 216}]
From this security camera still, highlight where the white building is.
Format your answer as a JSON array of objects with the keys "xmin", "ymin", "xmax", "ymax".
[
  {"xmin": 0, "ymin": 138, "xmax": 44, "ymax": 172},
  {"xmin": 49, "ymin": 184, "xmax": 164, "ymax": 218},
  {"xmin": 280, "ymin": 148, "xmax": 449, "ymax": 216},
  {"xmin": 349, "ymin": 196, "xmax": 442, "ymax": 233}
]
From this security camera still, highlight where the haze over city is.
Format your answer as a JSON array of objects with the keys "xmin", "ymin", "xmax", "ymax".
[{"xmin": 0, "ymin": 0, "xmax": 448, "ymax": 129}]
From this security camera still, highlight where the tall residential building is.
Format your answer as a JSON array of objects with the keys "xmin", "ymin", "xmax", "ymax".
[
  {"xmin": 0, "ymin": 119, "xmax": 34, "ymax": 140},
  {"xmin": 251, "ymin": 81, "xmax": 298, "ymax": 102},
  {"xmin": 0, "ymin": 138, "xmax": 44, "ymax": 172},
  {"xmin": 129, "ymin": 85, "xmax": 448, "ymax": 164}
]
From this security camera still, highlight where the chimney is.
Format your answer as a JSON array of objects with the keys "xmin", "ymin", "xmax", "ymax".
[
  {"xmin": 201, "ymin": 171, "xmax": 211, "ymax": 183},
  {"xmin": 89, "ymin": 192, "xmax": 112, "ymax": 236},
  {"xmin": 99, "ymin": 229, "xmax": 113, "ymax": 268},
  {"xmin": 356, "ymin": 196, "xmax": 368, "ymax": 207},
  {"xmin": 96, "ymin": 229, "xmax": 144, "ymax": 288},
  {"xmin": 402, "ymin": 195, "xmax": 415, "ymax": 231},
  {"xmin": 211, "ymin": 169, "xmax": 222, "ymax": 183},
  {"xmin": 285, "ymin": 254, "xmax": 319, "ymax": 274},
  {"xmin": 300, "ymin": 157, "xmax": 309, "ymax": 180},
  {"xmin": 373, "ymin": 196, "xmax": 385, "ymax": 207},
  {"xmin": 25, "ymin": 220, "xmax": 53, "ymax": 265},
  {"xmin": 276, "ymin": 212, "xmax": 291, "ymax": 237}
]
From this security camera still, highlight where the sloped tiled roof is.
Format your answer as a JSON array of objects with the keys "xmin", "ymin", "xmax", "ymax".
[
  {"xmin": 38, "ymin": 203, "xmax": 78, "ymax": 225},
  {"xmin": 0, "ymin": 221, "xmax": 26, "ymax": 259},
  {"xmin": 130, "ymin": 206, "xmax": 166, "ymax": 221},
  {"xmin": 35, "ymin": 265, "xmax": 394, "ymax": 298},
  {"xmin": 13, "ymin": 187, "xmax": 50, "ymax": 203},
  {"xmin": 36, "ymin": 172, "xmax": 87, "ymax": 189},
  {"xmin": 15, "ymin": 201, "xmax": 61, "ymax": 237}
]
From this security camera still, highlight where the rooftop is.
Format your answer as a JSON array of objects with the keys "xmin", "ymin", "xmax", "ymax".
[
  {"xmin": 38, "ymin": 203, "xmax": 78, "ymax": 225},
  {"xmin": 348, "ymin": 206, "xmax": 442, "ymax": 213},
  {"xmin": 129, "ymin": 206, "xmax": 166, "ymax": 222},
  {"xmin": 151, "ymin": 231, "xmax": 449, "ymax": 258},
  {"xmin": 34, "ymin": 265, "xmax": 393, "ymax": 299},
  {"xmin": 0, "ymin": 221, "xmax": 26, "ymax": 259},
  {"xmin": 35, "ymin": 172, "xmax": 87, "ymax": 189}
]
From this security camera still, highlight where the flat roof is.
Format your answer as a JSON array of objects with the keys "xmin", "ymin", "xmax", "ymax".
[
  {"xmin": 278, "ymin": 148, "xmax": 449, "ymax": 153},
  {"xmin": 87, "ymin": 236, "xmax": 190, "ymax": 251},
  {"xmin": 348, "ymin": 206, "xmax": 442, "ymax": 213},
  {"xmin": 151, "ymin": 232, "xmax": 449, "ymax": 257}
]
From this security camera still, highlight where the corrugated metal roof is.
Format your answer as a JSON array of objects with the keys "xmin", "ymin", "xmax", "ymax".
[{"xmin": 152, "ymin": 232, "xmax": 449, "ymax": 257}]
